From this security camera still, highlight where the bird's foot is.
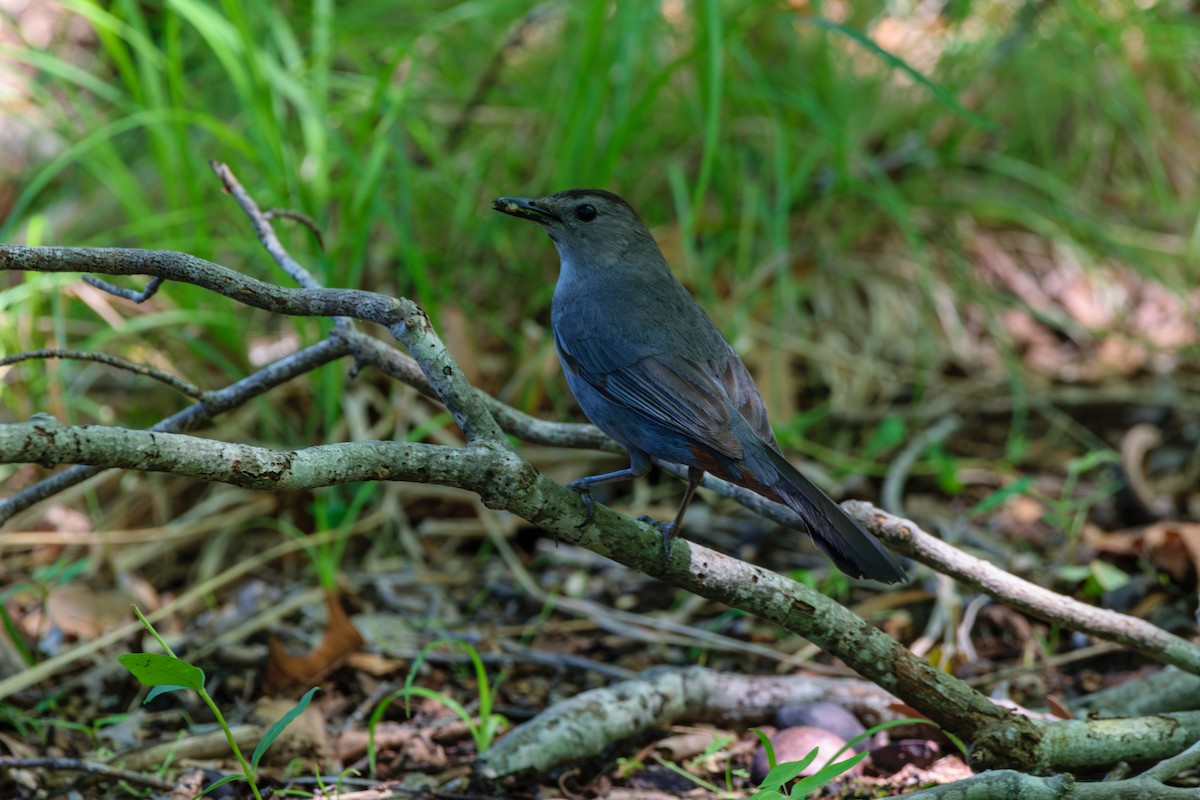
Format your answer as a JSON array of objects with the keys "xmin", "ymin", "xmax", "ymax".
[
  {"xmin": 565, "ymin": 482, "xmax": 595, "ymax": 530},
  {"xmin": 637, "ymin": 515, "xmax": 678, "ymax": 568}
]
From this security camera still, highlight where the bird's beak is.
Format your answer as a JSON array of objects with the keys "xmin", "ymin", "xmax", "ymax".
[{"xmin": 492, "ymin": 196, "xmax": 561, "ymax": 223}]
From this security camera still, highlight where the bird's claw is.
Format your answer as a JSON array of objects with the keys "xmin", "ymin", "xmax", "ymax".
[
  {"xmin": 637, "ymin": 515, "xmax": 678, "ymax": 568},
  {"xmin": 566, "ymin": 483, "xmax": 595, "ymax": 529}
]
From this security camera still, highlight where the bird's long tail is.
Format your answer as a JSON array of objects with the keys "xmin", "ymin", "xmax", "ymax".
[{"xmin": 748, "ymin": 443, "xmax": 906, "ymax": 583}]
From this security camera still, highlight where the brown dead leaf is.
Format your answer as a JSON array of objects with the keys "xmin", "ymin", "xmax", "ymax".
[
  {"xmin": 1081, "ymin": 524, "xmax": 1141, "ymax": 557},
  {"xmin": 1084, "ymin": 520, "xmax": 1195, "ymax": 582},
  {"xmin": 169, "ymin": 770, "xmax": 207, "ymax": 800},
  {"xmin": 1084, "ymin": 521, "xmax": 1197, "ymax": 583},
  {"xmin": 0, "ymin": 730, "xmax": 37, "ymax": 758},
  {"xmin": 43, "ymin": 583, "xmax": 132, "ymax": 640},
  {"xmin": 41, "ymin": 505, "xmax": 93, "ymax": 534},
  {"xmin": 967, "ymin": 230, "xmax": 1198, "ymax": 381},
  {"xmin": 894, "ymin": 754, "xmax": 974, "ymax": 787},
  {"xmin": 1171, "ymin": 522, "xmax": 1200, "ymax": 581},
  {"xmin": 117, "ymin": 571, "xmax": 161, "ymax": 613},
  {"xmin": 345, "ymin": 650, "xmax": 404, "ymax": 676},
  {"xmin": 337, "ymin": 721, "xmax": 412, "ymax": 762},
  {"xmin": 1009, "ymin": 494, "xmax": 1047, "ymax": 525},
  {"xmin": 265, "ymin": 589, "xmax": 364, "ymax": 694},
  {"xmin": 1143, "ymin": 522, "xmax": 1198, "ymax": 582},
  {"xmin": 1094, "ymin": 335, "xmax": 1148, "ymax": 377},
  {"xmin": 1045, "ymin": 695, "xmax": 1073, "ymax": 720}
]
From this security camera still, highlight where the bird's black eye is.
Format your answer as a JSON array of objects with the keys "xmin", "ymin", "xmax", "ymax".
[{"xmin": 574, "ymin": 203, "xmax": 597, "ymax": 222}]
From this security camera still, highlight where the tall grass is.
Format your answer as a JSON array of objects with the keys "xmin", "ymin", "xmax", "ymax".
[{"xmin": 2, "ymin": 0, "xmax": 1196, "ymax": 446}]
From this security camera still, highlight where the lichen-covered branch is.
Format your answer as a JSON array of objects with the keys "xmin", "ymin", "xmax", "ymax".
[
  {"xmin": 481, "ymin": 665, "xmax": 898, "ymax": 777},
  {"xmin": 847, "ymin": 502, "xmax": 1200, "ymax": 676},
  {"xmin": 0, "ymin": 244, "xmax": 506, "ymax": 444},
  {"xmin": 482, "ymin": 664, "xmax": 1200, "ymax": 778},
  {"xmin": 0, "ymin": 417, "xmax": 1034, "ymax": 765},
  {"xmin": 3, "ymin": 416, "xmax": 489, "ymax": 492}
]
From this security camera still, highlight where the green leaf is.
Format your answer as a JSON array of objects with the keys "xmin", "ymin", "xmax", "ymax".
[
  {"xmin": 145, "ymin": 685, "xmax": 190, "ymax": 703},
  {"xmin": 118, "ymin": 653, "xmax": 205, "ymax": 692},
  {"xmin": 805, "ymin": 17, "xmax": 998, "ymax": 131},
  {"xmin": 696, "ymin": 733, "xmax": 734, "ymax": 762},
  {"xmin": 251, "ymin": 687, "xmax": 320, "ymax": 771},
  {"xmin": 863, "ymin": 414, "xmax": 907, "ymax": 459},
  {"xmin": 1089, "ymin": 560, "xmax": 1131, "ymax": 593},
  {"xmin": 198, "ymin": 773, "xmax": 242, "ymax": 794},
  {"xmin": 791, "ymin": 751, "xmax": 869, "ymax": 795},
  {"xmin": 1058, "ymin": 565, "xmax": 1093, "ymax": 582},
  {"xmin": 757, "ymin": 749, "xmax": 819, "ymax": 789},
  {"xmin": 751, "ymin": 727, "xmax": 777, "ymax": 771},
  {"xmin": 748, "ymin": 790, "xmax": 785, "ymax": 800}
]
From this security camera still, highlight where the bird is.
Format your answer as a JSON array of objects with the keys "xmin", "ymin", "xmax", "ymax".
[{"xmin": 492, "ymin": 189, "xmax": 906, "ymax": 583}]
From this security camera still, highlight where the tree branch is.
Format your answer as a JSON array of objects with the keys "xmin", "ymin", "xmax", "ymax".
[
  {"xmin": 4, "ymin": 164, "xmax": 1195, "ymax": 783},
  {"xmin": 0, "ymin": 336, "xmax": 351, "ymax": 524},
  {"xmin": 0, "ymin": 244, "xmax": 505, "ymax": 444},
  {"xmin": 848, "ymin": 501, "xmax": 1200, "ymax": 676},
  {"xmin": 3, "ymin": 416, "xmax": 504, "ymax": 494},
  {"xmin": 0, "ymin": 245, "xmax": 382, "ymax": 318},
  {"xmin": 0, "ymin": 348, "xmax": 203, "ymax": 398},
  {"xmin": 10, "ymin": 415, "xmax": 1198, "ymax": 774},
  {"xmin": 210, "ymin": 160, "xmax": 343, "ymax": 316},
  {"xmin": 335, "ymin": 326, "xmax": 617, "ymax": 452},
  {"xmin": 0, "ymin": 416, "xmax": 1037, "ymax": 766}
]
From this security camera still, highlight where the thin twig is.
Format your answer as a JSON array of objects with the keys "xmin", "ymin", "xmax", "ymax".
[
  {"xmin": 846, "ymin": 500, "xmax": 1200, "ymax": 676},
  {"xmin": 0, "ymin": 322, "xmax": 615, "ymax": 525},
  {"xmin": 81, "ymin": 274, "xmax": 164, "ymax": 302},
  {"xmin": 0, "ymin": 348, "xmax": 203, "ymax": 398},
  {"xmin": 0, "ymin": 336, "xmax": 351, "ymax": 524},
  {"xmin": 263, "ymin": 207, "xmax": 326, "ymax": 250},
  {"xmin": 338, "ymin": 327, "xmax": 618, "ymax": 452},
  {"xmin": 0, "ymin": 244, "xmax": 508, "ymax": 444},
  {"xmin": 210, "ymin": 161, "xmax": 342, "ymax": 320}
]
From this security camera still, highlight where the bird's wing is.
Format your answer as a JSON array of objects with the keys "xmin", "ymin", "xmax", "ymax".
[
  {"xmin": 555, "ymin": 329, "xmax": 754, "ymax": 460},
  {"xmin": 717, "ymin": 342, "xmax": 777, "ymax": 448}
]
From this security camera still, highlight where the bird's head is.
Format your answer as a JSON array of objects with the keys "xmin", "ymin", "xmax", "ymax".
[{"xmin": 492, "ymin": 189, "xmax": 656, "ymax": 270}]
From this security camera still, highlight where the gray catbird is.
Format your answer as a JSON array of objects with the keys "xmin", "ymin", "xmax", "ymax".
[{"xmin": 493, "ymin": 189, "xmax": 905, "ymax": 583}]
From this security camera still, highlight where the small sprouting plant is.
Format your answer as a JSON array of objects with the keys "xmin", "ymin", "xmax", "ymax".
[
  {"xmin": 749, "ymin": 717, "xmax": 942, "ymax": 798},
  {"xmin": 119, "ymin": 607, "xmax": 318, "ymax": 800},
  {"xmin": 367, "ymin": 638, "xmax": 508, "ymax": 773}
]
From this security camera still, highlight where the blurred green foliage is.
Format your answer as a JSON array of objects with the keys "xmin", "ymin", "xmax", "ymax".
[{"xmin": 1, "ymin": 0, "xmax": 1195, "ymax": 447}]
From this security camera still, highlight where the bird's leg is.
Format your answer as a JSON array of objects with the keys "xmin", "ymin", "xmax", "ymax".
[
  {"xmin": 638, "ymin": 466, "xmax": 705, "ymax": 567},
  {"xmin": 565, "ymin": 452, "xmax": 652, "ymax": 530}
]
